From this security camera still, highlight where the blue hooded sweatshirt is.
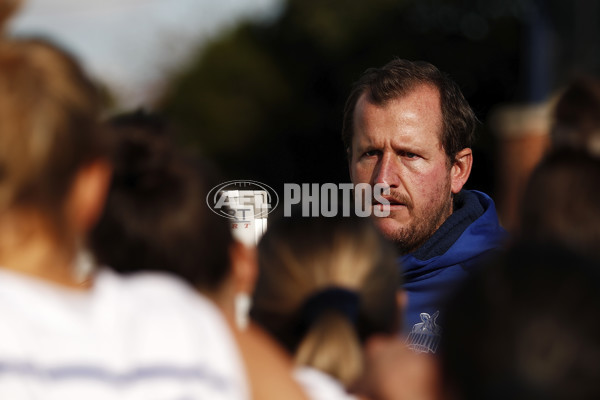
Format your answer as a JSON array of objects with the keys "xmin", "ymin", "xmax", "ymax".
[{"xmin": 401, "ymin": 190, "xmax": 507, "ymax": 353}]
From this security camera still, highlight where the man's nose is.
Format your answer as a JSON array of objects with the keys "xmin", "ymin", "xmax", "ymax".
[{"xmin": 374, "ymin": 153, "xmax": 399, "ymax": 188}]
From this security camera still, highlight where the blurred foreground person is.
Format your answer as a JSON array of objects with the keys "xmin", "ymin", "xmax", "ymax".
[
  {"xmin": 252, "ymin": 213, "xmax": 437, "ymax": 400},
  {"xmin": 551, "ymin": 76, "xmax": 600, "ymax": 156},
  {"xmin": 0, "ymin": 39, "xmax": 249, "ymax": 399},
  {"xmin": 91, "ymin": 110, "xmax": 254, "ymax": 322},
  {"xmin": 519, "ymin": 148, "xmax": 600, "ymax": 260},
  {"xmin": 90, "ymin": 110, "xmax": 307, "ymax": 400},
  {"xmin": 439, "ymin": 244, "xmax": 600, "ymax": 400}
]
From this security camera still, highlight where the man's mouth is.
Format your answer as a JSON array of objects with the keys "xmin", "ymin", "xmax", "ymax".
[{"xmin": 374, "ymin": 195, "xmax": 409, "ymax": 210}]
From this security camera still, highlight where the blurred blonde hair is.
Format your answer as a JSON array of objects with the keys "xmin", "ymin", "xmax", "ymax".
[
  {"xmin": 252, "ymin": 214, "xmax": 400, "ymax": 387},
  {"xmin": 0, "ymin": 38, "xmax": 103, "ymax": 220}
]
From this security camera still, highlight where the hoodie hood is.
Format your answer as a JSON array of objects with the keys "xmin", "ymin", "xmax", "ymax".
[
  {"xmin": 399, "ymin": 190, "xmax": 508, "ymax": 350},
  {"xmin": 401, "ymin": 190, "xmax": 507, "ymax": 280}
]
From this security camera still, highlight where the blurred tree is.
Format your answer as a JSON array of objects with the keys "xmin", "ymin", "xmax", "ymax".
[{"xmin": 161, "ymin": 0, "xmax": 531, "ymax": 194}]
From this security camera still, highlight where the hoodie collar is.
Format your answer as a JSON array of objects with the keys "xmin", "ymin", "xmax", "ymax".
[{"xmin": 410, "ymin": 190, "xmax": 484, "ymax": 261}]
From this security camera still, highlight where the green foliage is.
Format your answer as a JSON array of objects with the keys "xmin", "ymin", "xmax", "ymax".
[
  {"xmin": 163, "ymin": 24, "xmax": 292, "ymax": 154},
  {"xmin": 160, "ymin": 0, "xmax": 527, "ymax": 191}
]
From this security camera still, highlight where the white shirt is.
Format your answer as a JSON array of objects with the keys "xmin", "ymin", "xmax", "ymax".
[
  {"xmin": 0, "ymin": 268, "xmax": 249, "ymax": 400},
  {"xmin": 295, "ymin": 366, "xmax": 358, "ymax": 400}
]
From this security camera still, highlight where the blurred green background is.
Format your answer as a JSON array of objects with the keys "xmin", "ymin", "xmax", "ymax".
[{"xmin": 158, "ymin": 0, "xmax": 599, "ymax": 198}]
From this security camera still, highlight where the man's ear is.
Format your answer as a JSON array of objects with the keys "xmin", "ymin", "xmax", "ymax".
[
  {"xmin": 450, "ymin": 148, "xmax": 472, "ymax": 194},
  {"xmin": 65, "ymin": 159, "xmax": 112, "ymax": 235}
]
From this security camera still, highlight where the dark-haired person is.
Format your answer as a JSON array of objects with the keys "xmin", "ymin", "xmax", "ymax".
[
  {"xmin": 90, "ymin": 110, "xmax": 307, "ymax": 400},
  {"xmin": 439, "ymin": 243, "xmax": 600, "ymax": 400},
  {"xmin": 551, "ymin": 76, "xmax": 600, "ymax": 156},
  {"xmin": 343, "ymin": 58, "xmax": 507, "ymax": 352},
  {"xmin": 519, "ymin": 148, "xmax": 600, "ymax": 261}
]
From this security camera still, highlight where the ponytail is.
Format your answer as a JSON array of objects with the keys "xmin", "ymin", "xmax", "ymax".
[
  {"xmin": 295, "ymin": 312, "xmax": 364, "ymax": 386},
  {"xmin": 252, "ymin": 214, "xmax": 401, "ymax": 389},
  {"xmin": 294, "ymin": 286, "xmax": 363, "ymax": 385}
]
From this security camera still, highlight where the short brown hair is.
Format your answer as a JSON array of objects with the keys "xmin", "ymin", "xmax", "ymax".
[{"xmin": 342, "ymin": 58, "xmax": 477, "ymax": 162}]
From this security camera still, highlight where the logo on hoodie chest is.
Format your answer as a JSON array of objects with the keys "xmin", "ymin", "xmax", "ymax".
[{"xmin": 406, "ymin": 311, "xmax": 441, "ymax": 353}]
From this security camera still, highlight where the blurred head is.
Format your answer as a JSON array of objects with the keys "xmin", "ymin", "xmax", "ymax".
[
  {"xmin": 251, "ymin": 213, "xmax": 401, "ymax": 387},
  {"xmin": 90, "ymin": 110, "xmax": 236, "ymax": 293},
  {"xmin": 439, "ymin": 243, "xmax": 600, "ymax": 400},
  {"xmin": 552, "ymin": 76, "xmax": 600, "ymax": 156},
  {"xmin": 0, "ymin": 38, "xmax": 105, "ymax": 241},
  {"xmin": 519, "ymin": 148, "xmax": 600, "ymax": 260},
  {"xmin": 345, "ymin": 59, "xmax": 474, "ymax": 253}
]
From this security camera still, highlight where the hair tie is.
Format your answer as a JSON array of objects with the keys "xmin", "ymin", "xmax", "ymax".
[{"xmin": 298, "ymin": 287, "xmax": 360, "ymax": 333}]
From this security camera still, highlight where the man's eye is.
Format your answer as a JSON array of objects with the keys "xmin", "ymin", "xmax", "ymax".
[
  {"xmin": 364, "ymin": 150, "xmax": 380, "ymax": 157},
  {"xmin": 401, "ymin": 151, "xmax": 418, "ymax": 159}
]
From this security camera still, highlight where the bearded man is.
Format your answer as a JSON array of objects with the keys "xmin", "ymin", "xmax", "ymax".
[{"xmin": 343, "ymin": 58, "xmax": 507, "ymax": 353}]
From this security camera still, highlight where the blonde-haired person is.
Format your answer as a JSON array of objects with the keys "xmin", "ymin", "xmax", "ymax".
[
  {"xmin": 252, "ymin": 212, "xmax": 419, "ymax": 400},
  {"xmin": 0, "ymin": 38, "xmax": 253, "ymax": 400},
  {"xmin": 0, "ymin": 37, "xmax": 108, "ymax": 287}
]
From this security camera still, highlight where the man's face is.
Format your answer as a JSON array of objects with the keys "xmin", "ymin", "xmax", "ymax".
[{"xmin": 349, "ymin": 84, "xmax": 455, "ymax": 254}]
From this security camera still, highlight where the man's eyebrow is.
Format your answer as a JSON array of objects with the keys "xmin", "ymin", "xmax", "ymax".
[
  {"xmin": 354, "ymin": 142, "xmax": 380, "ymax": 152},
  {"xmin": 389, "ymin": 139, "xmax": 427, "ymax": 150},
  {"xmin": 356, "ymin": 139, "xmax": 375, "ymax": 146}
]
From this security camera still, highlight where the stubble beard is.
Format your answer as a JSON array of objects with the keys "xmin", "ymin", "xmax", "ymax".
[{"xmin": 383, "ymin": 188, "xmax": 454, "ymax": 256}]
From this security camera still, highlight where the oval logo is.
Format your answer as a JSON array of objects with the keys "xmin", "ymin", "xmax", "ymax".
[{"xmin": 206, "ymin": 180, "xmax": 279, "ymax": 220}]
